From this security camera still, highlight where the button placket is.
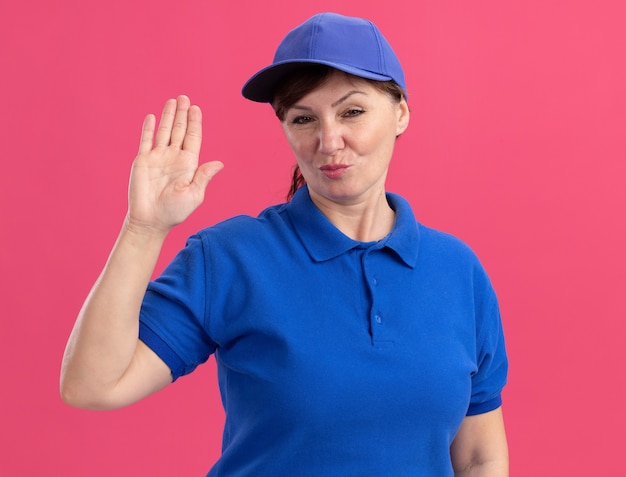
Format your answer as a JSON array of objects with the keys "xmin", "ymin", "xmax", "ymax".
[
  {"xmin": 361, "ymin": 245, "xmax": 395, "ymax": 349},
  {"xmin": 363, "ymin": 250, "xmax": 386, "ymax": 344}
]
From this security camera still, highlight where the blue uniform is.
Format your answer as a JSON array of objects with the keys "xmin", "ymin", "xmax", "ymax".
[{"xmin": 139, "ymin": 186, "xmax": 508, "ymax": 476}]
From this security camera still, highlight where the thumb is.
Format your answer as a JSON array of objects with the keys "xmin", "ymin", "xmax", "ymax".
[{"xmin": 193, "ymin": 160, "xmax": 224, "ymax": 192}]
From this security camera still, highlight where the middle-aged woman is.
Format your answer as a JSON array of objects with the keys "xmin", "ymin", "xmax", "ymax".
[{"xmin": 61, "ymin": 12, "xmax": 509, "ymax": 476}]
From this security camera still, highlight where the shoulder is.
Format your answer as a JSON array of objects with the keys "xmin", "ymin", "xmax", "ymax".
[
  {"xmin": 386, "ymin": 191, "xmax": 487, "ymax": 274},
  {"xmin": 205, "ymin": 202, "xmax": 288, "ymax": 232},
  {"xmin": 388, "ymin": 193, "xmax": 479, "ymax": 260},
  {"xmin": 418, "ymin": 223, "xmax": 478, "ymax": 260},
  {"xmin": 420, "ymin": 224, "xmax": 491, "ymax": 280},
  {"xmin": 190, "ymin": 202, "xmax": 295, "ymax": 257}
]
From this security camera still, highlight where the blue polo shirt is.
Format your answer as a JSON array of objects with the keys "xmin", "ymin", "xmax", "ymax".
[{"xmin": 139, "ymin": 186, "xmax": 507, "ymax": 476}]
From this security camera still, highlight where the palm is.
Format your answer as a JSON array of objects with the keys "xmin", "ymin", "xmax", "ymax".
[{"xmin": 128, "ymin": 96, "xmax": 223, "ymax": 232}]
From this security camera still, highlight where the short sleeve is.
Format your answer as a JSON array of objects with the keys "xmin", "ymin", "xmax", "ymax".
[
  {"xmin": 467, "ymin": 291, "xmax": 508, "ymax": 415},
  {"xmin": 139, "ymin": 234, "xmax": 217, "ymax": 381}
]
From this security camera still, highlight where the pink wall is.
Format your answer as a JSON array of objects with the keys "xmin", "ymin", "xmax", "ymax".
[{"xmin": 2, "ymin": 0, "xmax": 625, "ymax": 475}]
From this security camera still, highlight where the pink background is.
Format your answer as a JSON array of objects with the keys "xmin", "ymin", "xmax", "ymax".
[{"xmin": 2, "ymin": 0, "xmax": 625, "ymax": 475}]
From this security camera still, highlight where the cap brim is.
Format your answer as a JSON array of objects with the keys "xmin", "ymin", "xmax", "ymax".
[{"xmin": 241, "ymin": 60, "xmax": 393, "ymax": 103}]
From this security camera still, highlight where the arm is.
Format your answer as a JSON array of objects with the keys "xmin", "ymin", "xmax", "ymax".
[
  {"xmin": 450, "ymin": 407, "xmax": 509, "ymax": 477},
  {"xmin": 60, "ymin": 96, "xmax": 223, "ymax": 410}
]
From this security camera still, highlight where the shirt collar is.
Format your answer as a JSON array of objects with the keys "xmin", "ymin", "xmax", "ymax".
[{"xmin": 285, "ymin": 186, "xmax": 420, "ymax": 268}]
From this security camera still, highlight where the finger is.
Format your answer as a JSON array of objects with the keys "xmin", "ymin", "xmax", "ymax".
[
  {"xmin": 154, "ymin": 98, "xmax": 177, "ymax": 147},
  {"xmin": 182, "ymin": 105, "xmax": 202, "ymax": 154},
  {"xmin": 138, "ymin": 114, "xmax": 156, "ymax": 154},
  {"xmin": 169, "ymin": 95, "xmax": 191, "ymax": 148}
]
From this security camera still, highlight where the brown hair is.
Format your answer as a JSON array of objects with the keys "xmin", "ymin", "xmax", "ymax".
[{"xmin": 271, "ymin": 65, "xmax": 406, "ymax": 200}]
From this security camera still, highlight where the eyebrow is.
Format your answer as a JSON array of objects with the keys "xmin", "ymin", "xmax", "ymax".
[{"xmin": 290, "ymin": 90, "xmax": 367, "ymax": 112}]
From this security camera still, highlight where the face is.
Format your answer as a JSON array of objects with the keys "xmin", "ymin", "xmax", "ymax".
[{"xmin": 280, "ymin": 71, "xmax": 410, "ymax": 208}]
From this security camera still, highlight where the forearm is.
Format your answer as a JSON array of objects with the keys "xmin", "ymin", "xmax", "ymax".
[
  {"xmin": 61, "ymin": 96, "xmax": 221, "ymax": 409},
  {"xmin": 60, "ymin": 217, "xmax": 167, "ymax": 408}
]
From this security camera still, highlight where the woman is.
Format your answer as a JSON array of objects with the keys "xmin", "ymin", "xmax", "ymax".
[{"xmin": 61, "ymin": 12, "xmax": 508, "ymax": 476}]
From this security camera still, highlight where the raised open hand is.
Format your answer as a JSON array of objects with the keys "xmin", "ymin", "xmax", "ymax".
[{"xmin": 127, "ymin": 95, "xmax": 224, "ymax": 234}]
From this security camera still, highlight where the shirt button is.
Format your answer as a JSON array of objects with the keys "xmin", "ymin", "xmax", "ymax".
[
  {"xmin": 375, "ymin": 314, "xmax": 382, "ymax": 324},
  {"xmin": 372, "ymin": 277, "xmax": 378, "ymax": 285}
]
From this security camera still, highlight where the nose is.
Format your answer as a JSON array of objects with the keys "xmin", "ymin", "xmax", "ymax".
[{"xmin": 318, "ymin": 121, "xmax": 345, "ymax": 156}]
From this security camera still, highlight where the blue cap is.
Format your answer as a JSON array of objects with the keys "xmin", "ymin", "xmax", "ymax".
[{"xmin": 242, "ymin": 12, "xmax": 407, "ymax": 103}]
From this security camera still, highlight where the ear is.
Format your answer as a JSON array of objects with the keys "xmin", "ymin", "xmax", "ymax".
[{"xmin": 395, "ymin": 99, "xmax": 410, "ymax": 136}]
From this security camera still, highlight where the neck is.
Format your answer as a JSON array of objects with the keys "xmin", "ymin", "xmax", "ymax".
[{"xmin": 309, "ymin": 189, "xmax": 395, "ymax": 242}]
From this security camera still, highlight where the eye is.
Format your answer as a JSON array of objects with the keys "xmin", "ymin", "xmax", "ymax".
[
  {"xmin": 343, "ymin": 108, "xmax": 365, "ymax": 118},
  {"xmin": 291, "ymin": 115, "xmax": 314, "ymax": 125}
]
